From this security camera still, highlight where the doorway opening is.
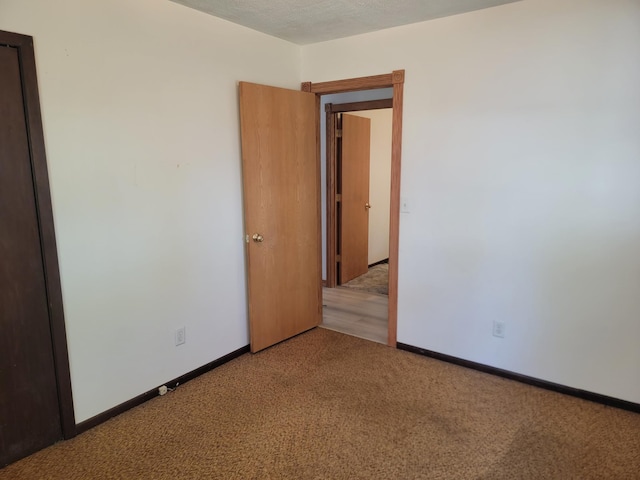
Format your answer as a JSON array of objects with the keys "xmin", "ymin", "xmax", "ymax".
[
  {"xmin": 321, "ymin": 98, "xmax": 392, "ymax": 344},
  {"xmin": 302, "ymin": 70, "xmax": 405, "ymax": 347},
  {"xmin": 326, "ymin": 98, "xmax": 392, "ymax": 289}
]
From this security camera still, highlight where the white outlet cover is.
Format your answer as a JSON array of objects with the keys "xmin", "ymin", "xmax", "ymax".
[
  {"xmin": 493, "ymin": 321, "xmax": 506, "ymax": 338},
  {"xmin": 175, "ymin": 327, "xmax": 186, "ymax": 346}
]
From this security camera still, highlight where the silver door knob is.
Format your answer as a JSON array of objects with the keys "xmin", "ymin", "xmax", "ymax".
[
  {"xmin": 365, "ymin": 203, "xmax": 371, "ymax": 210},
  {"xmin": 252, "ymin": 233, "xmax": 264, "ymax": 243}
]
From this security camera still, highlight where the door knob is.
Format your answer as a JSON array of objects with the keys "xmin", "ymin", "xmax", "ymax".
[
  {"xmin": 252, "ymin": 233, "xmax": 264, "ymax": 243},
  {"xmin": 365, "ymin": 203, "xmax": 372, "ymax": 210}
]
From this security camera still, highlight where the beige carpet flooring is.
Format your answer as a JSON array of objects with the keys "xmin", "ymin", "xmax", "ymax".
[
  {"xmin": 342, "ymin": 263, "xmax": 388, "ymax": 295},
  {"xmin": 2, "ymin": 328, "xmax": 639, "ymax": 479}
]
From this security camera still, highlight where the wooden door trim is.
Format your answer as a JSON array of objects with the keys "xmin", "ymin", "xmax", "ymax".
[
  {"xmin": 314, "ymin": 93, "xmax": 323, "ymax": 329},
  {"xmin": 328, "ymin": 98, "xmax": 393, "ymax": 114},
  {"xmin": 1, "ymin": 30, "xmax": 76, "ymax": 438},
  {"xmin": 302, "ymin": 73, "xmax": 394, "ymax": 95},
  {"xmin": 388, "ymin": 72, "xmax": 404, "ymax": 346},
  {"xmin": 325, "ymin": 104, "xmax": 338, "ymax": 288},
  {"xmin": 302, "ymin": 70, "xmax": 404, "ymax": 347}
]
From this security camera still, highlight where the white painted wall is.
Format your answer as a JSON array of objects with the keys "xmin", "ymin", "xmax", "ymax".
[
  {"xmin": 0, "ymin": 0, "xmax": 301, "ymax": 422},
  {"xmin": 303, "ymin": 0, "xmax": 640, "ymax": 403},
  {"xmin": 350, "ymin": 109, "xmax": 392, "ymax": 265}
]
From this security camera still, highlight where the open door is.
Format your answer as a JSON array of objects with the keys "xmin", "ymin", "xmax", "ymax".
[
  {"xmin": 239, "ymin": 82, "xmax": 322, "ymax": 353},
  {"xmin": 339, "ymin": 113, "xmax": 371, "ymax": 284},
  {"xmin": 1, "ymin": 30, "xmax": 74, "ymax": 467}
]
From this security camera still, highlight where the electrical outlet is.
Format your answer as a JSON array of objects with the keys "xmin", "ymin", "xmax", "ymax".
[
  {"xmin": 175, "ymin": 327, "xmax": 186, "ymax": 346},
  {"xmin": 493, "ymin": 321, "xmax": 506, "ymax": 338}
]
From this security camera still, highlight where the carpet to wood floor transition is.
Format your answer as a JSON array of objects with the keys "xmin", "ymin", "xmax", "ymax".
[
  {"xmin": 341, "ymin": 263, "xmax": 388, "ymax": 295},
  {"xmin": 2, "ymin": 328, "xmax": 639, "ymax": 479}
]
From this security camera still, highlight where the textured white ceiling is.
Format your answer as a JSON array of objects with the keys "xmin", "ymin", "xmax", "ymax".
[{"xmin": 169, "ymin": 0, "xmax": 523, "ymax": 45}]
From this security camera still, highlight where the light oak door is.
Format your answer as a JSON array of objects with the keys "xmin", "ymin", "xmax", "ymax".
[
  {"xmin": 239, "ymin": 82, "xmax": 322, "ymax": 353},
  {"xmin": 340, "ymin": 113, "xmax": 371, "ymax": 284}
]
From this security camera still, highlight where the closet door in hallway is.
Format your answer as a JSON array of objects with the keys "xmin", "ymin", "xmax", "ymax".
[{"xmin": 339, "ymin": 114, "xmax": 371, "ymax": 284}]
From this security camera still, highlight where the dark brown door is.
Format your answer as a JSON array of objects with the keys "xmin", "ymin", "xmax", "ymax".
[
  {"xmin": 340, "ymin": 113, "xmax": 371, "ymax": 284},
  {"xmin": 0, "ymin": 35, "xmax": 66, "ymax": 466},
  {"xmin": 239, "ymin": 82, "xmax": 322, "ymax": 352}
]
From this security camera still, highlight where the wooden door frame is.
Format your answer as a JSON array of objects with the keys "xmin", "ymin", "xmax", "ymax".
[
  {"xmin": 325, "ymin": 98, "xmax": 393, "ymax": 289},
  {"xmin": 1, "ymin": 30, "xmax": 76, "ymax": 438},
  {"xmin": 302, "ymin": 70, "xmax": 404, "ymax": 347}
]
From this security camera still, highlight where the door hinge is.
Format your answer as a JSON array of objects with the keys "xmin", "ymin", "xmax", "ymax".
[
  {"xmin": 336, "ymin": 128, "xmax": 342, "ymax": 138},
  {"xmin": 336, "ymin": 194, "xmax": 341, "ymax": 202},
  {"xmin": 336, "ymin": 255, "xmax": 341, "ymax": 262}
]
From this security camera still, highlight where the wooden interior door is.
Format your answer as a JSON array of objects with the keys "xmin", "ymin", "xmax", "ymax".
[
  {"xmin": 0, "ymin": 39, "xmax": 63, "ymax": 466},
  {"xmin": 239, "ymin": 82, "xmax": 322, "ymax": 353},
  {"xmin": 339, "ymin": 113, "xmax": 371, "ymax": 284}
]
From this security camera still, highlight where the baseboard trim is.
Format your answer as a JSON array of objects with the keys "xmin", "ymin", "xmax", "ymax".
[
  {"xmin": 397, "ymin": 343, "xmax": 640, "ymax": 414},
  {"xmin": 368, "ymin": 258, "xmax": 389, "ymax": 268},
  {"xmin": 75, "ymin": 344, "xmax": 250, "ymax": 434}
]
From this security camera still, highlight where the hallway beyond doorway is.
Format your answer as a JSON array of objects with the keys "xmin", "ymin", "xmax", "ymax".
[{"xmin": 321, "ymin": 287, "xmax": 387, "ymax": 344}]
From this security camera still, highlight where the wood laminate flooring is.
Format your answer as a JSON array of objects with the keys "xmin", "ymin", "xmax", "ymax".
[{"xmin": 321, "ymin": 287, "xmax": 388, "ymax": 344}]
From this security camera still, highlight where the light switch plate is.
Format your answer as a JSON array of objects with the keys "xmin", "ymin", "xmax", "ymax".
[{"xmin": 401, "ymin": 196, "xmax": 411, "ymax": 213}]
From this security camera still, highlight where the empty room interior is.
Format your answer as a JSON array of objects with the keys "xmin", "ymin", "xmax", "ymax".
[{"xmin": 1, "ymin": 0, "xmax": 639, "ymax": 477}]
